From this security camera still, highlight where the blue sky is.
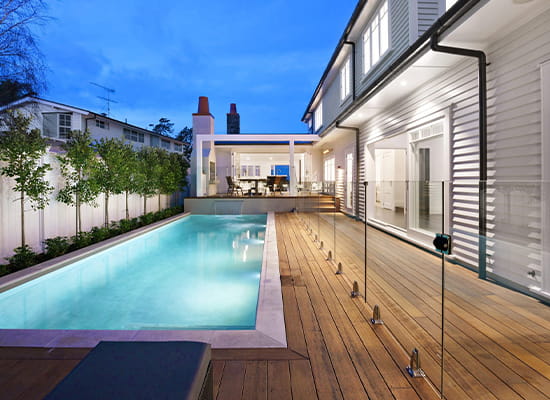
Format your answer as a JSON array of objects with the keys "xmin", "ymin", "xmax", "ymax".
[{"xmin": 36, "ymin": 0, "xmax": 357, "ymax": 134}]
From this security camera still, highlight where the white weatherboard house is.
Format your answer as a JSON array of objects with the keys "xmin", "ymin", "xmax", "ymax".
[
  {"xmin": 303, "ymin": 0, "xmax": 550, "ymax": 299},
  {"xmin": 1, "ymin": 96, "xmax": 185, "ymax": 153},
  {"xmin": 0, "ymin": 97, "xmax": 185, "ymax": 260}
]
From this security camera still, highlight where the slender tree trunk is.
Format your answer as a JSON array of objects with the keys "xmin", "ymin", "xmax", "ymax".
[
  {"xmin": 158, "ymin": 193, "xmax": 161, "ymax": 211},
  {"xmin": 20, "ymin": 192, "xmax": 25, "ymax": 247},
  {"xmin": 125, "ymin": 190, "xmax": 129, "ymax": 220},
  {"xmin": 75, "ymin": 194, "xmax": 79, "ymax": 235},
  {"xmin": 143, "ymin": 196, "xmax": 147, "ymax": 215},
  {"xmin": 104, "ymin": 193, "xmax": 109, "ymax": 227},
  {"xmin": 76, "ymin": 193, "xmax": 81, "ymax": 234}
]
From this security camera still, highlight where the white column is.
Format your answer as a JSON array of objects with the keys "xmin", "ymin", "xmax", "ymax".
[
  {"xmin": 289, "ymin": 140, "xmax": 296, "ymax": 195},
  {"xmin": 196, "ymin": 138, "xmax": 203, "ymax": 197}
]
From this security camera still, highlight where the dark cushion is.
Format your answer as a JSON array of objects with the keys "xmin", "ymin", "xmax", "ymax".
[{"xmin": 45, "ymin": 341, "xmax": 211, "ymax": 400}]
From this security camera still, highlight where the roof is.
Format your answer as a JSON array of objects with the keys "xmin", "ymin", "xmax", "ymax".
[{"xmin": 1, "ymin": 96, "xmax": 184, "ymax": 143}]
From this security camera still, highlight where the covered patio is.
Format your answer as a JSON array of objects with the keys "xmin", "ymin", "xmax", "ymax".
[{"xmin": 193, "ymin": 134, "xmax": 321, "ymax": 197}]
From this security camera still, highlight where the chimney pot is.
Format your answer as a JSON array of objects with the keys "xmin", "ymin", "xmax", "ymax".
[
  {"xmin": 227, "ymin": 102, "xmax": 240, "ymax": 134},
  {"xmin": 197, "ymin": 96, "xmax": 210, "ymax": 115}
]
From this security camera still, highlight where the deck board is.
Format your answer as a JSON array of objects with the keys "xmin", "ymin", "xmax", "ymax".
[{"xmin": 0, "ymin": 212, "xmax": 548, "ymax": 399}]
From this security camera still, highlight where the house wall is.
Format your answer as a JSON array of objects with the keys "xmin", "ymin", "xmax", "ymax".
[
  {"xmin": 484, "ymin": 8, "xmax": 550, "ymax": 289},
  {"xmin": 355, "ymin": 7, "xmax": 550, "ymax": 292},
  {"xmin": 0, "ymin": 151, "xmax": 174, "ymax": 261},
  {"xmin": 315, "ymin": 0, "xmax": 442, "ymax": 134}
]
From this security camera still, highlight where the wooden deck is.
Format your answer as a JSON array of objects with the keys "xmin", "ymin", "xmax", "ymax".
[{"xmin": 1, "ymin": 212, "xmax": 549, "ymax": 399}]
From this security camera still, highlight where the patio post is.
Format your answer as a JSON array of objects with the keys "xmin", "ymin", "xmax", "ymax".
[
  {"xmin": 196, "ymin": 138, "xmax": 203, "ymax": 197},
  {"xmin": 289, "ymin": 139, "xmax": 296, "ymax": 195}
]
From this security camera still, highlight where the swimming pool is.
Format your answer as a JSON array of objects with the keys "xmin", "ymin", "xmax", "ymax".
[{"xmin": 0, "ymin": 214, "xmax": 267, "ymax": 331}]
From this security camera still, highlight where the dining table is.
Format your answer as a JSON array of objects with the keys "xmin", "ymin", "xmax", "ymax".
[{"xmin": 238, "ymin": 177, "xmax": 267, "ymax": 195}]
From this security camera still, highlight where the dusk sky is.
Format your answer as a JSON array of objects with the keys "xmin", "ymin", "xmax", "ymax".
[{"xmin": 36, "ymin": 0, "xmax": 357, "ymax": 134}]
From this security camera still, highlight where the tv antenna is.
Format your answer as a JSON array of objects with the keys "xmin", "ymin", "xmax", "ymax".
[{"xmin": 89, "ymin": 82, "xmax": 118, "ymax": 117}]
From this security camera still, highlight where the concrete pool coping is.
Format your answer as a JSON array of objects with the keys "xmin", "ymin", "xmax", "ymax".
[{"xmin": 0, "ymin": 212, "xmax": 287, "ymax": 349}]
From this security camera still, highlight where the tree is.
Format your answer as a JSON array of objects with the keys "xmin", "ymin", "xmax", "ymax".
[
  {"xmin": 57, "ymin": 130, "xmax": 99, "ymax": 234},
  {"xmin": 175, "ymin": 126, "xmax": 193, "ymax": 162},
  {"xmin": 0, "ymin": 79, "xmax": 35, "ymax": 105},
  {"xmin": 0, "ymin": 110, "xmax": 52, "ymax": 246},
  {"xmin": 135, "ymin": 147, "xmax": 161, "ymax": 214},
  {"xmin": 151, "ymin": 118, "xmax": 174, "ymax": 137},
  {"xmin": 0, "ymin": 0, "xmax": 48, "ymax": 94},
  {"xmin": 118, "ymin": 143, "xmax": 138, "ymax": 220},
  {"xmin": 93, "ymin": 138, "xmax": 133, "ymax": 227}
]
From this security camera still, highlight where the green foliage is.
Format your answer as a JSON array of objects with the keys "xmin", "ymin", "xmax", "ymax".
[
  {"xmin": 69, "ymin": 231, "xmax": 93, "ymax": 251},
  {"xmin": 151, "ymin": 117, "xmax": 174, "ymax": 136},
  {"xmin": 139, "ymin": 212, "xmax": 155, "ymax": 226},
  {"xmin": 57, "ymin": 130, "xmax": 99, "ymax": 233},
  {"xmin": 44, "ymin": 236, "xmax": 71, "ymax": 258},
  {"xmin": 175, "ymin": 126, "xmax": 192, "ymax": 161},
  {"xmin": 0, "ymin": 110, "xmax": 53, "ymax": 246},
  {"xmin": 5, "ymin": 245, "xmax": 37, "ymax": 272},
  {"xmin": 117, "ymin": 217, "xmax": 139, "ymax": 233},
  {"xmin": 93, "ymin": 138, "xmax": 131, "ymax": 196},
  {"xmin": 0, "ymin": 79, "xmax": 35, "ymax": 105},
  {"xmin": 93, "ymin": 138, "xmax": 134, "ymax": 225},
  {"xmin": 90, "ymin": 226, "xmax": 113, "ymax": 242}
]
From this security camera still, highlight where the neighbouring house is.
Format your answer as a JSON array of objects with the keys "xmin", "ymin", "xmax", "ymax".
[
  {"xmin": 0, "ymin": 96, "xmax": 185, "ymax": 153},
  {"xmin": 302, "ymin": 0, "xmax": 550, "ymax": 299},
  {"xmin": 0, "ymin": 97, "xmax": 186, "ymax": 260}
]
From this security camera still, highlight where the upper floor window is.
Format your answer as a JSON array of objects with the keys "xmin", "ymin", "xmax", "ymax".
[
  {"xmin": 173, "ymin": 143, "xmax": 183, "ymax": 152},
  {"xmin": 124, "ymin": 128, "xmax": 144, "ymax": 143},
  {"xmin": 340, "ymin": 57, "xmax": 352, "ymax": 101},
  {"xmin": 150, "ymin": 135, "xmax": 159, "ymax": 147},
  {"xmin": 363, "ymin": 0, "xmax": 389, "ymax": 74},
  {"xmin": 314, "ymin": 102, "xmax": 323, "ymax": 132},
  {"xmin": 161, "ymin": 139, "xmax": 171, "ymax": 150},
  {"xmin": 95, "ymin": 119, "xmax": 107, "ymax": 129}
]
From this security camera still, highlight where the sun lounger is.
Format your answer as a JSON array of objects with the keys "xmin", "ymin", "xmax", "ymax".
[{"xmin": 45, "ymin": 341, "xmax": 212, "ymax": 400}]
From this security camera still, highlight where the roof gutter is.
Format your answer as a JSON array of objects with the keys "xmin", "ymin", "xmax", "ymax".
[{"xmin": 430, "ymin": 32, "xmax": 488, "ymax": 281}]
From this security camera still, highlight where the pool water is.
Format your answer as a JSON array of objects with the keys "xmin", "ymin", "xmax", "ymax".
[{"xmin": 0, "ymin": 214, "xmax": 267, "ymax": 330}]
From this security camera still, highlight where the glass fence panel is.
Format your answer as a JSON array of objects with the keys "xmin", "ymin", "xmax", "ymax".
[
  {"xmin": 291, "ymin": 178, "xmax": 549, "ymax": 399},
  {"xmin": 439, "ymin": 179, "xmax": 550, "ymax": 399},
  {"xmin": 372, "ymin": 180, "xmax": 407, "ymax": 230}
]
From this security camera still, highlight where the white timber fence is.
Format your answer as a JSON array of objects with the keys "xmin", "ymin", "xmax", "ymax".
[{"xmin": 0, "ymin": 151, "xmax": 180, "ymax": 261}]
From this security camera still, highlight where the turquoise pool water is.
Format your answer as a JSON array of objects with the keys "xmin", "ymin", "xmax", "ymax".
[{"xmin": 0, "ymin": 214, "xmax": 267, "ymax": 330}]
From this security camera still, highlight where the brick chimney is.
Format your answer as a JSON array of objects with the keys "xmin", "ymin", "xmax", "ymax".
[{"xmin": 227, "ymin": 103, "xmax": 240, "ymax": 134}]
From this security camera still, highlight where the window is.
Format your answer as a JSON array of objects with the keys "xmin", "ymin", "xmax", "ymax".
[
  {"xmin": 241, "ymin": 165, "xmax": 260, "ymax": 177},
  {"xmin": 173, "ymin": 143, "xmax": 183, "ymax": 152},
  {"xmin": 340, "ymin": 57, "xmax": 352, "ymax": 101},
  {"xmin": 324, "ymin": 157, "xmax": 335, "ymax": 182},
  {"xmin": 58, "ymin": 113, "xmax": 71, "ymax": 139},
  {"xmin": 95, "ymin": 119, "xmax": 107, "ymax": 129},
  {"xmin": 363, "ymin": 0, "xmax": 389, "ymax": 74},
  {"xmin": 314, "ymin": 102, "xmax": 323, "ymax": 132},
  {"xmin": 150, "ymin": 135, "xmax": 159, "ymax": 147},
  {"xmin": 124, "ymin": 128, "xmax": 144, "ymax": 143},
  {"xmin": 161, "ymin": 139, "xmax": 171, "ymax": 150}
]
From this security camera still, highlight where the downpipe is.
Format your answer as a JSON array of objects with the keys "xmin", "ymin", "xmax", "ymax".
[{"xmin": 430, "ymin": 32, "xmax": 488, "ymax": 280}]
